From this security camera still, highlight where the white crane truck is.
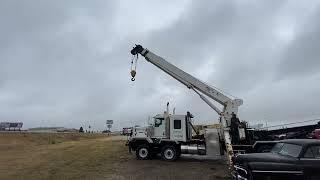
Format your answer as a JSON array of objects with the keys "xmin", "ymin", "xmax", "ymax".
[
  {"xmin": 126, "ymin": 45, "xmax": 320, "ymax": 166},
  {"xmin": 127, "ymin": 45, "xmax": 243, "ymax": 164}
]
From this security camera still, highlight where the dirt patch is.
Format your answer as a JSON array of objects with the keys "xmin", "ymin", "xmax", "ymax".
[{"xmin": 111, "ymin": 156, "xmax": 229, "ymax": 180}]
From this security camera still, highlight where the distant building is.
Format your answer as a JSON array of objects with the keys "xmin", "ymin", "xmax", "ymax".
[{"xmin": 0, "ymin": 122, "xmax": 23, "ymax": 131}]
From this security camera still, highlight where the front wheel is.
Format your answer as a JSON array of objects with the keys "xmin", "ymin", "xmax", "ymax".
[
  {"xmin": 136, "ymin": 145, "xmax": 150, "ymax": 160},
  {"xmin": 161, "ymin": 145, "xmax": 178, "ymax": 161}
]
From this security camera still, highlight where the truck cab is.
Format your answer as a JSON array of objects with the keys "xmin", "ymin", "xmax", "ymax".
[
  {"xmin": 127, "ymin": 110, "xmax": 206, "ymax": 161},
  {"xmin": 152, "ymin": 113, "xmax": 192, "ymax": 141}
]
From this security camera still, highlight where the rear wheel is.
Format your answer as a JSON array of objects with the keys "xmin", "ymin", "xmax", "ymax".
[
  {"xmin": 161, "ymin": 145, "xmax": 178, "ymax": 161},
  {"xmin": 136, "ymin": 145, "xmax": 150, "ymax": 160}
]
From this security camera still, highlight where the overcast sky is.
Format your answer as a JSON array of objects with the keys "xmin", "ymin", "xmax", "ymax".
[{"xmin": 1, "ymin": 0, "xmax": 320, "ymax": 131}]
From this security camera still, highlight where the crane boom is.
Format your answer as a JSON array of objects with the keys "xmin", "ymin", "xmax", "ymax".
[{"xmin": 130, "ymin": 45, "xmax": 243, "ymax": 165}]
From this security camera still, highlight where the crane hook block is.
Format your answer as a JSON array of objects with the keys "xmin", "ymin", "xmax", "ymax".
[{"xmin": 130, "ymin": 70, "xmax": 136, "ymax": 81}]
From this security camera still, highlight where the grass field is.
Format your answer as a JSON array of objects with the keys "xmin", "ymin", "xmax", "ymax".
[
  {"xmin": 0, "ymin": 133, "xmax": 229, "ymax": 180},
  {"xmin": 0, "ymin": 133, "xmax": 129, "ymax": 180}
]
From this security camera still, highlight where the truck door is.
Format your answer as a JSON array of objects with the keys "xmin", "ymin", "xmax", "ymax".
[
  {"xmin": 170, "ymin": 117, "xmax": 186, "ymax": 141},
  {"xmin": 154, "ymin": 118, "xmax": 166, "ymax": 138},
  {"xmin": 300, "ymin": 145, "xmax": 320, "ymax": 179}
]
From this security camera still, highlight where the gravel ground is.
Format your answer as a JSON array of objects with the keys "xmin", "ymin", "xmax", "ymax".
[{"xmin": 110, "ymin": 155, "xmax": 229, "ymax": 180}]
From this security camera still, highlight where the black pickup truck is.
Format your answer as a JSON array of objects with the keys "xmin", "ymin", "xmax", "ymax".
[{"xmin": 232, "ymin": 139, "xmax": 320, "ymax": 180}]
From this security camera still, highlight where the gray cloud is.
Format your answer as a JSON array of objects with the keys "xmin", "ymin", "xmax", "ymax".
[
  {"xmin": 1, "ymin": 0, "xmax": 320, "ymax": 131},
  {"xmin": 276, "ymin": 8, "xmax": 320, "ymax": 79}
]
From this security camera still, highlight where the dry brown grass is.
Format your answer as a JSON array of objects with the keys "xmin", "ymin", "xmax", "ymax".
[
  {"xmin": 0, "ymin": 133, "xmax": 130, "ymax": 180},
  {"xmin": 0, "ymin": 133, "xmax": 229, "ymax": 180}
]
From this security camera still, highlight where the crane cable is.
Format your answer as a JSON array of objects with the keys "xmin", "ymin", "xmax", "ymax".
[{"xmin": 130, "ymin": 55, "xmax": 138, "ymax": 81}]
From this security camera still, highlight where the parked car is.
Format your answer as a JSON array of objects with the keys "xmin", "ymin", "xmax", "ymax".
[
  {"xmin": 122, "ymin": 127, "xmax": 132, "ymax": 136},
  {"xmin": 309, "ymin": 129, "xmax": 320, "ymax": 139},
  {"xmin": 232, "ymin": 139, "xmax": 320, "ymax": 180}
]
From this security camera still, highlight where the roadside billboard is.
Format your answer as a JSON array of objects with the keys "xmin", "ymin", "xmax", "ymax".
[{"xmin": 0, "ymin": 122, "xmax": 23, "ymax": 130}]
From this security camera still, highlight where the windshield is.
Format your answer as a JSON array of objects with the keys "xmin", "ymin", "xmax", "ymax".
[
  {"xmin": 271, "ymin": 143, "xmax": 284, "ymax": 153},
  {"xmin": 276, "ymin": 143, "xmax": 302, "ymax": 158}
]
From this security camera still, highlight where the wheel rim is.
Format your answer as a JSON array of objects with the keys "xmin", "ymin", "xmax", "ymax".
[
  {"xmin": 164, "ymin": 149, "xmax": 174, "ymax": 159},
  {"xmin": 139, "ymin": 148, "xmax": 148, "ymax": 158}
]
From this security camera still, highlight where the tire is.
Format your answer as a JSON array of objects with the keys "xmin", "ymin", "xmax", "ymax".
[
  {"xmin": 136, "ymin": 145, "xmax": 150, "ymax": 160},
  {"xmin": 161, "ymin": 145, "xmax": 178, "ymax": 161}
]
